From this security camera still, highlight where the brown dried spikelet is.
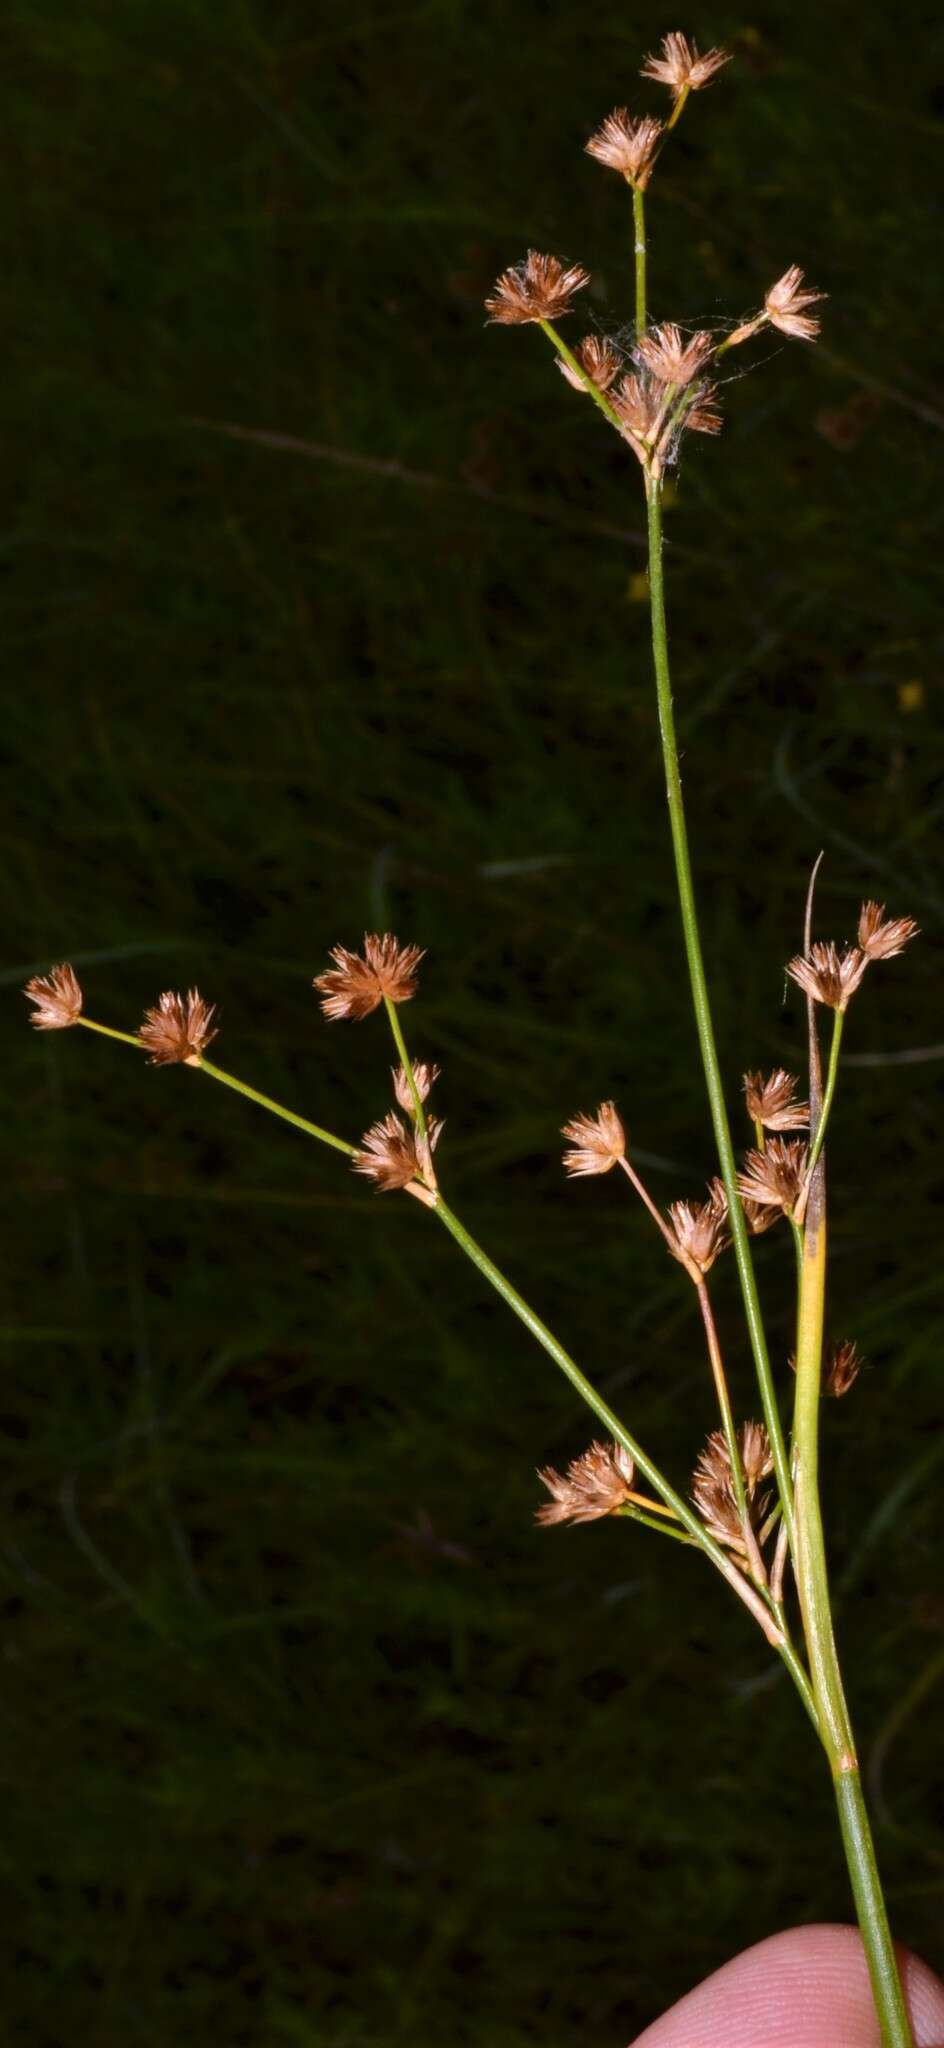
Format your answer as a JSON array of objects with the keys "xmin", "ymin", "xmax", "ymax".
[
  {"xmin": 354, "ymin": 1110, "xmax": 442, "ymax": 1192},
  {"xmin": 857, "ymin": 902, "xmax": 919, "ymax": 962},
  {"xmin": 787, "ymin": 941, "xmax": 867, "ymax": 1012},
  {"xmin": 585, "ymin": 110, "xmax": 663, "ymax": 187},
  {"xmin": 666, "ymin": 1181, "xmax": 729, "ymax": 1276},
  {"xmin": 315, "ymin": 933, "xmax": 424, "ymax": 1021},
  {"xmin": 24, "ymin": 962, "xmax": 83, "ymax": 1030},
  {"xmin": 536, "ymin": 1440, "xmax": 635, "ymax": 1526},
  {"xmin": 682, "ymin": 383, "xmax": 723, "ymax": 435},
  {"xmin": 139, "ymin": 989, "xmax": 218, "ymax": 1066},
  {"xmin": 636, "ymin": 323, "xmax": 714, "ymax": 385},
  {"xmin": 392, "ymin": 1060, "xmax": 440, "ymax": 1114},
  {"xmin": 692, "ymin": 1422, "xmax": 772, "ymax": 1554},
  {"xmin": 485, "ymin": 251, "xmax": 590, "ymax": 325},
  {"xmin": 611, "ymin": 371, "xmax": 664, "ymax": 457},
  {"xmin": 823, "ymin": 1339, "xmax": 862, "ymax": 1397},
  {"xmin": 561, "ymin": 1101, "xmax": 626, "ymax": 1177},
  {"xmin": 557, "ymin": 335, "xmax": 623, "ymax": 393},
  {"xmin": 743, "ymin": 1069, "xmax": 810, "ymax": 1131},
  {"xmin": 641, "ymin": 32, "xmax": 730, "ymax": 98},
  {"xmin": 738, "ymin": 1137, "xmax": 808, "ymax": 1217},
  {"xmin": 764, "ymin": 265, "xmax": 825, "ymax": 341}
]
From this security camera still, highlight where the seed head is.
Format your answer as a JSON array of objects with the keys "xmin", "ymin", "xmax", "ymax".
[
  {"xmin": 824, "ymin": 1338, "xmax": 862, "ymax": 1398},
  {"xmin": 485, "ymin": 251, "xmax": 591, "ymax": 326},
  {"xmin": 857, "ymin": 902, "xmax": 919, "ymax": 962},
  {"xmin": 536, "ymin": 1440, "xmax": 635, "ymax": 1526},
  {"xmin": 557, "ymin": 334, "xmax": 623, "ymax": 393},
  {"xmin": 392, "ymin": 1060, "xmax": 440, "ymax": 1114},
  {"xmin": 611, "ymin": 370, "xmax": 665, "ymax": 458},
  {"xmin": 139, "ymin": 989, "xmax": 218, "ymax": 1066},
  {"xmin": 666, "ymin": 1180, "xmax": 729, "ymax": 1276},
  {"xmin": 743, "ymin": 1069, "xmax": 810, "ymax": 1131},
  {"xmin": 764, "ymin": 265, "xmax": 825, "ymax": 341},
  {"xmin": 585, "ymin": 110, "xmax": 663, "ymax": 188},
  {"xmin": 641, "ymin": 33, "xmax": 731, "ymax": 99},
  {"xmin": 354, "ymin": 1110, "xmax": 442, "ymax": 1192},
  {"xmin": 24, "ymin": 962, "xmax": 84, "ymax": 1030},
  {"xmin": 680, "ymin": 382, "xmax": 723, "ymax": 436},
  {"xmin": 561, "ymin": 1101, "xmax": 626, "ymax": 1177},
  {"xmin": 692, "ymin": 1422, "xmax": 772, "ymax": 1554},
  {"xmin": 315, "ymin": 933, "xmax": 424, "ymax": 1021},
  {"xmin": 787, "ymin": 941, "xmax": 868, "ymax": 1012},
  {"xmin": 738, "ymin": 1137, "xmax": 808, "ymax": 1217},
  {"xmin": 636, "ymin": 323, "xmax": 714, "ymax": 385}
]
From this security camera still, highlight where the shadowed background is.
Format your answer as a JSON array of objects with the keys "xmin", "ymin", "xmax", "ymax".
[{"xmin": 6, "ymin": 2, "xmax": 944, "ymax": 2042}]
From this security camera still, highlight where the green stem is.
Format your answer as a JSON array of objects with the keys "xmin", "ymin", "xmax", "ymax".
[
  {"xmin": 78, "ymin": 1017, "xmax": 143, "ymax": 1049},
  {"xmin": 431, "ymin": 1195, "xmax": 819, "ymax": 1709},
  {"xmin": 805, "ymin": 1007, "xmax": 844, "ymax": 1186},
  {"xmin": 383, "ymin": 996, "xmax": 428, "ymax": 1141},
  {"xmin": 539, "ymin": 320, "xmax": 624, "ymax": 432},
  {"xmin": 196, "ymin": 1057, "xmax": 356, "ymax": 1156},
  {"xmin": 793, "ymin": 1177, "xmax": 912, "ymax": 2045},
  {"xmin": 632, "ymin": 185, "xmax": 646, "ymax": 337},
  {"xmin": 644, "ymin": 473, "xmax": 795, "ymax": 1554}
]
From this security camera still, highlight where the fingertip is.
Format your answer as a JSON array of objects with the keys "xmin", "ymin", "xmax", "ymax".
[{"xmin": 630, "ymin": 1924, "xmax": 944, "ymax": 2047}]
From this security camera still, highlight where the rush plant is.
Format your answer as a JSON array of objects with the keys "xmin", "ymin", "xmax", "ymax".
[{"xmin": 26, "ymin": 34, "xmax": 921, "ymax": 2046}]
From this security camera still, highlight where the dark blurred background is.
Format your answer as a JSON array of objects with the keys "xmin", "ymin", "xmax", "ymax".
[{"xmin": 5, "ymin": 3, "xmax": 944, "ymax": 2042}]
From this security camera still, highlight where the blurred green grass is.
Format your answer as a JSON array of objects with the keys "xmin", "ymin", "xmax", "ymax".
[{"xmin": 4, "ymin": 1, "xmax": 944, "ymax": 2040}]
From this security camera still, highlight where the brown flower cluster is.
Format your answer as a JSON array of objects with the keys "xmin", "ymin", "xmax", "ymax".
[
  {"xmin": 666, "ymin": 1180, "xmax": 729, "ymax": 1277},
  {"xmin": 636, "ymin": 323, "xmax": 713, "ymax": 385},
  {"xmin": 24, "ymin": 963, "xmax": 84, "ymax": 1030},
  {"xmin": 743, "ymin": 1069, "xmax": 809, "ymax": 1131},
  {"xmin": 139, "ymin": 989, "xmax": 218, "ymax": 1065},
  {"xmin": 561, "ymin": 1101, "xmax": 626, "ymax": 1176},
  {"xmin": 485, "ymin": 251, "xmax": 590, "ymax": 326},
  {"xmin": 536, "ymin": 1440, "xmax": 636, "ymax": 1526},
  {"xmin": 585, "ymin": 110, "xmax": 662, "ymax": 188},
  {"xmin": 738, "ymin": 1138, "xmax": 807, "ymax": 1219},
  {"xmin": 611, "ymin": 366, "xmax": 721, "ymax": 469},
  {"xmin": 641, "ymin": 32, "xmax": 730, "ymax": 99},
  {"xmin": 392, "ymin": 1060, "xmax": 440, "ymax": 1114},
  {"xmin": 354, "ymin": 1110, "xmax": 442, "ymax": 1193},
  {"xmin": 692, "ymin": 1421, "xmax": 772, "ymax": 1555},
  {"xmin": 557, "ymin": 335, "xmax": 623, "ymax": 394},
  {"xmin": 787, "ymin": 904, "xmax": 916, "ymax": 1013},
  {"xmin": 790, "ymin": 1339, "xmax": 862, "ymax": 1398},
  {"xmin": 315, "ymin": 934, "xmax": 423, "ymax": 1020}
]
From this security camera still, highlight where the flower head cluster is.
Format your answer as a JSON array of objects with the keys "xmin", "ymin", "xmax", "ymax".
[
  {"xmin": 536, "ymin": 1440, "xmax": 636, "ymax": 1526},
  {"xmin": 354, "ymin": 1110, "xmax": 442, "ymax": 1193},
  {"xmin": 485, "ymin": 251, "xmax": 590, "ymax": 326},
  {"xmin": 743, "ymin": 1069, "xmax": 809, "ymax": 1131},
  {"xmin": 737, "ymin": 1137, "xmax": 807, "ymax": 1218},
  {"xmin": 315, "ymin": 934, "xmax": 423, "ymax": 1021},
  {"xmin": 392, "ymin": 1060, "xmax": 440, "ymax": 1115},
  {"xmin": 585, "ymin": 110, "xmax": 662, "ymax": 188},
  {"xmin": 636, "ymin": 323, "xmax": 714, "ymax": 385},
  {"xmin": 557, "ymin": 334, "xmax": 623, "ymax": 394},
  {"xmin": 561, "ymin": 1101, "xmax": 626, "ymax": 1176},
  {"xmin": 641, "ymin": 32, "xmax": 730, "ymax": 100},
  {"xmin": 692, "ymin": 1422, "xmax": 772, "ymax": 1554},
  {"xmin": 24, "ymin": 963, "xmax": 84, "ymax": 1030},
  {"xmin": 764, "ymin": 265, "xmax": 825, "ymax": 341},
  {"xmin": 857, "ymin": 902, "xmax": 919, "ymax": 961},
  {"xmin": 139, "ymin": 989, "xmax": 218, "ymax": 1065},
  {"xmin": 666, "ymin": 1180, "xmax": 729, "ymax": 1277}
]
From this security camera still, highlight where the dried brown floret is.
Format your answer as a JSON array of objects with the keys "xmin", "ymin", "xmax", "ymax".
[
  {"xmin": 392, "ymin": 1060, "xmax": 440, "ymax": 1114},
  {"xmin": 315, "ymin": 933, "xmax": 424, "ymax": 1021},
  {"xmin": 823, "ymin": 1339, "xmax": 862, "ymax": 1398},
  {"xmin": 641, "ymin": 33, "xmax": 730, "ymax": 98},
  {"xmin": 787, "ymin": 941, "xmax": 867, "ymax": 1012},
  {"xmin": 536, "ymin": 1440, "xmax": 635, "ymax": 1526},
  {"xmin": 24, "ymin": 962, "xmax": 83, "ymax": 1030},
  {"xmin": 557, "ymin": 334, "xmax": 623, "ymax": 393},
  {"xmin": 692, "ymin": 1422, "xmax": 772, "ymax": 1554},
  {"xmin": 764, "ymin": 265, "xmax": 825, "ymax": 341},
  {"xmin": 681, "ymin": 383, "xmax": 723, "ymax": 435},
  {"xmin": 738, "ymin": 1137, "xmax": 808, "ymax": 1216},
  {"xmin": 561, "ymin": 1101, "xmax": 626, "ymax": 1177},
  {"xmin": 611, "ymin": 370, "xmax": 664, "ymax": 452},
  {"xmin": 743, "ymin": 1069, "xmax": 810, "ymax": 1131},
  {"xmin": 585, "ymin": 110, "xmax": 663, "ymax": 187},
  {"xmin": 740, "ymin": 1193, "xmax": 783, "ymax": 1237},
  {"xmin": 139, "ymin": 989, "xmax": 218, "ymax": 1066},
  {"xmin": 354, "ymin": 1110, "xmax": 442, "ymax": 1192},
  {"xmin": 857, "ymin": 902, "xmax": 919, "ymax": 962},
  {"xmin": 666, "ymin": 1183, "xmax": 730, "ymax": 1276},
  {"xmin": 636, "ymin": 323, "xmax": 714, "ymax": 385},
  {"xmin": 485, "ymin": 251, "xmax": 590, "ymax": 325}
]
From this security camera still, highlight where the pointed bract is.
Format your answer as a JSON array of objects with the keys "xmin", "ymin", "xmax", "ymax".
[
  {"xmin": 536, "ymin": 1440, "xmax": 635, "ymax": 1526},
  {"xmin": 139, "ymin": 989, "xmax": 218, "ymax": 1065},
  {"xmin": 485, "ymin": 251, "xmax": 591, "ymax": 325},
  {"xmin": 24, "ymin": 962, "xmax": 83, "ymax": 1030}
]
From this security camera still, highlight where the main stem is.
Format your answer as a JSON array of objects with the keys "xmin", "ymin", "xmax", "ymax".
[
  {"xmin": 644, "ymin": 474, "xmax": 795, "ymax": 1552},
  {"xmin": 632, "ymin": 186, "xmax": 646, "ymax": 336},
  {"xmin": 793, "ymin": 1176, "xmax": 913, "ymax": 2046}
]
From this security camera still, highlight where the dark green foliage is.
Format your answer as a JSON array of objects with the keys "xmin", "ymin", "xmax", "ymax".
[{"xmin": 5, "ymin": 1, "xmax": 943, "ymax": 2039}]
